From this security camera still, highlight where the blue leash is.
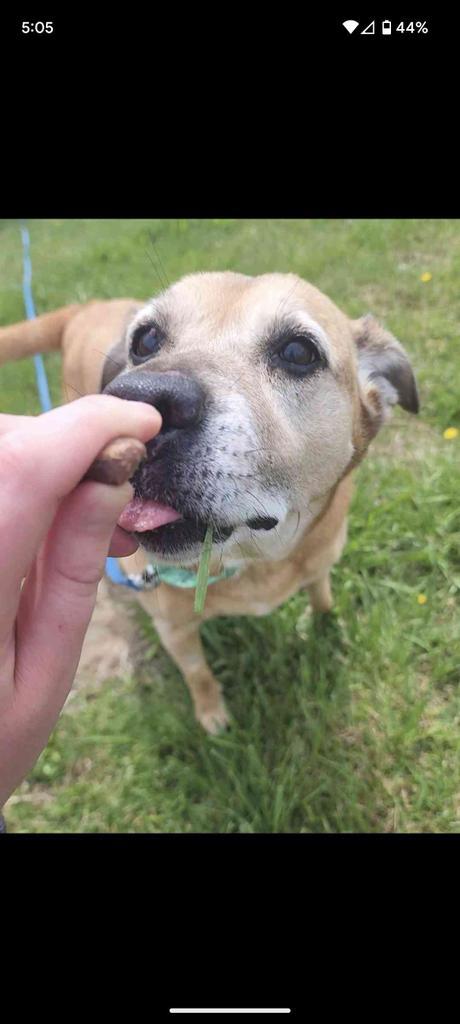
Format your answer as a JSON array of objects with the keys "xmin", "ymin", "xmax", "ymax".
[
  {"xmin": 19, "ymin": 225, "xmax": 139, "ymax": 591},
  {"xmin": 20, "ymin": 227, "xmax": 53, "ymax": 413}
]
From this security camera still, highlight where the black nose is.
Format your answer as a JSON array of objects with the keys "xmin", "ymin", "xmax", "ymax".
[{"xmin": 103, "ymin": 370, "xmax": 206, "ymax": 431}]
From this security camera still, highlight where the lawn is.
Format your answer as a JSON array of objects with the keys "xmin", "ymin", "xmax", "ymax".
[{"xmin": 1, "ymin": 217, "xmax": 459, "ymax": 833}]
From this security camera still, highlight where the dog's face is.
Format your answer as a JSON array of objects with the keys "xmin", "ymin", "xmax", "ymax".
[{"xmin": 102, "ymin": 272, "xmax": 418, "ymax": 566}]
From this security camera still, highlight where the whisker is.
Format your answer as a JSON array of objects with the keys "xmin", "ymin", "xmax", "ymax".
[
  {"xmin": 291, "ymin": 510, "xmax": 301, "ymax": 543},
  {"xmin": 234, "ymin": 538, "xmax": 257, "ymax": 562},
  {"xmin": 91, "ymin": 347, "xmax": 125, "ymax": 370},
  {"xmin": 216, "ymin": 369, "xmax": 249, "ymax": 392},
  {"xmin": 276, "ymin": 276, "xmax": 301, "ymax": 320},
  {"xmin": 243, "ymin": 488, "xmax": 284, "ymax": 547},
  {"xmin": 246, "ymin": 526, "xmax": 269, "ymax": 560},
  {"xmin": 243, "ymin": 487, "xmax": 271, "ymax": 518},
  {"xmin": 148, "ymin": 232, "xmax": 170, "ymax": 290},
  {"xmin": 251, "ymin": 534, "xmax": 266, "ymax": 558},
  {"xmin": 241, "ymin": 447, "xmax": 273, "ymax": 456},
  {"xmin": 144, "ymin": 246, "xmax": 167, "ymax": 294},
  {"xmin": 62, "ymin": 380, "xmax": 84, "ymax": 399}
]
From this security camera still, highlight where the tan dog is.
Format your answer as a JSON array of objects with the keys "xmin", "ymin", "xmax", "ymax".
[{"xmin": 0, "ymin": 273, "xmax": 419, "ymax": 732}]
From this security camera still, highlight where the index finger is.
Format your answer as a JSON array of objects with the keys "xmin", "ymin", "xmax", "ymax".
[{"xmin": 1, "ymin": 395, "xmax": 160, "ymax": 495}]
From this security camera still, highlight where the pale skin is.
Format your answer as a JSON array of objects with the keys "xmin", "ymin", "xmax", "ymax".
[{"xmin": 0, "ymin": 395, "xmax": 161, "ymax": 808}]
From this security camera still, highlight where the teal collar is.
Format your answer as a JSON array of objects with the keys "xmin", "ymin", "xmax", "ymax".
[
  {"xmin": 152, "ymin": 565, "xmax": 238, "ymax": 589},
  {"xmin": 127, "ymin": 563, "xmax": 238, "ymax": 592}
]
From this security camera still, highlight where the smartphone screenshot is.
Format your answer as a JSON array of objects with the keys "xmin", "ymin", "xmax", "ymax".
[{"xmin": 0, "ymin": 9, "xmax": 457, "ymax": 1018}]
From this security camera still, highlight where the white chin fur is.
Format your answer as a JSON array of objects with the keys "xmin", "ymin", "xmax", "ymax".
[{"xmin": 221, "ymin": 502, "xmax": 324, "ymax": 566}]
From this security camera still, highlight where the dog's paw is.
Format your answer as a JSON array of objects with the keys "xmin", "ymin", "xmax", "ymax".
[{"xmin": 196, "ymin": 701, "xmax": 231, "ymax": 735}]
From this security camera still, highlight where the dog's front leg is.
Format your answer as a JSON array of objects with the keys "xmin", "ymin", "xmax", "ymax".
[
  {"xmin": 151, "ymin": 615, "xmax": 230, "ymax": 735},
  {"xmin": 307, "ymin": 573, "xmax": 333, "ymax": 613}
]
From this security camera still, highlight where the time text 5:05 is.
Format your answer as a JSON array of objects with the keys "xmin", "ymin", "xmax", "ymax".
[{"xmin": 22, "ymin": 22, "xmax": 54, "ymax": 34}]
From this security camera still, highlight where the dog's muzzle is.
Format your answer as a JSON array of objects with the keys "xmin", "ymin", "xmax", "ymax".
[{"xmin": 105, "ymin": 369, "xmax": 279, "ymax": 557}]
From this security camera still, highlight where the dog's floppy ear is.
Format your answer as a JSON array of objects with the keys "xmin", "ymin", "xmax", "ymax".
[
  {"xmin": 100, "ymin": 337, "xmax": 128, "ymax": 392},
  {"xmin": 351, "ymin": 314, "xmax": 419, "ymax": 432}
]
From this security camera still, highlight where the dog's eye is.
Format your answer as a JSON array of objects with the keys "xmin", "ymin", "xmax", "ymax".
[
  {"xmin": 130, "ymin": 325, "xmax": 162, "ymax": 363},
  {"xmin": 273, "ymin": 336, "xmax": 322, "ymax": 375}
]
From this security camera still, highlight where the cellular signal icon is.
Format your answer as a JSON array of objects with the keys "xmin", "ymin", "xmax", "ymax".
[{"xmin": 342, "ymin": 19, "xmax": 359, "ymax": 34}]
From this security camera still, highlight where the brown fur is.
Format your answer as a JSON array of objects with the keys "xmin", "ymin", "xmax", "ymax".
[{"xmin": 0, "ymin": 273, "xmax": 418, "ymax": 732}]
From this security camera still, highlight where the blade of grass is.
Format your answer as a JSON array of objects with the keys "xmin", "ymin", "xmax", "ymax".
[{"xmin": 194, "ymin": 525, "xmax": 213, "ymax": 614}]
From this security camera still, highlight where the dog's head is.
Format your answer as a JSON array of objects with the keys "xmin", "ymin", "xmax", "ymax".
[{"xmin": 102, "ymin": 272, "xmax": 418, "ymax": 566}]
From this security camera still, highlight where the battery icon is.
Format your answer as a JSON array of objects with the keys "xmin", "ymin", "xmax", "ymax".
[{"xmin": 382, "ymin": 20, "xmax": 391, "ymax": 34}]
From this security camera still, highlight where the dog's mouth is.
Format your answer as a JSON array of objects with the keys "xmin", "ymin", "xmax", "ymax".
[
  {"xmin": 117, "ymin": 496, "xmax": 233, "ymax": 556},
  {"xmin": 116, "ymin": 432, "xmax": 280, "ymax": 561},
  {"xmin": 117, "ymin": 496, "xmax": 278, "ymax": 561}
]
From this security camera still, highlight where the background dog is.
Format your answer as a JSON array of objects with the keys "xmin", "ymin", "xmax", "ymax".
[{"xmin": 0, "ymin": 272, "xmax": 419, "ymax": 732}]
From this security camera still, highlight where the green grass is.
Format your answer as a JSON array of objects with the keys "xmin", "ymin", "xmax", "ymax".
[{"xmin": 1, "ymin": 218, "xmax": 459, "ymax": 832}]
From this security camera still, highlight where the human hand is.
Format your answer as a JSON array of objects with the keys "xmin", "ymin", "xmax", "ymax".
[{"xmin": 0, "ymin": 395, "xmax": 161, "ymax": 807}]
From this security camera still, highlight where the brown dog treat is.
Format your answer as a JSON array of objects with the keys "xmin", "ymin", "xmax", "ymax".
[{"xmin": 83, "ymin": 437, "xmax": 147, "ymax": 486}]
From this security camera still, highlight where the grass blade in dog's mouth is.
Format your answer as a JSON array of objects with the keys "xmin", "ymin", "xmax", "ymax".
[
  {"xmin": 117, "ymin": 500, "xmax": 215, "ymax": 613},
  {"xmin": 194, "ymin": 524, "xmax": 214, "ymax": 614}
]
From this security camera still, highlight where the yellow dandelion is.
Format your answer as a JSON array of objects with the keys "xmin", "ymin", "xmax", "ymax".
[
  {"xmin": 417, "ymin": 594, "xmax": 428, "ymax": 605},
  {"xmin": 443, "ymin": 427, "xmax": 459, "ymax": 440},
  {"xmin": 420, "ymin": 272, "xmax": 432, "ymax": 282}
]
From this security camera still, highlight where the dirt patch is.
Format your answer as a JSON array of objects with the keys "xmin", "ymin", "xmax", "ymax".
[{"xmin": 65, "ymin": 578, "xmax": 145, "ymax": 710}]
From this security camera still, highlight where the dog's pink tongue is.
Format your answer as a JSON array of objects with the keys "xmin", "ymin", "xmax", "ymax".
[{"xmin": 117, "ymin": 498, "xmax": 182, "ymax": 533}]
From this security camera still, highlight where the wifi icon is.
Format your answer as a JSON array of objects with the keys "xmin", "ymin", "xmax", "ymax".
[{"xmin": 342, "ymin": 19, "xmax": 359, "ymax": 34}]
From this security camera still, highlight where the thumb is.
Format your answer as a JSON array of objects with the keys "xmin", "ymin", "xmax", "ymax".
[
  {"xmin": 42, "ymin": 479, "xmax": 137, "ymax": 588},
  {"xmin": 15, "ymin": 480, "xmax": 137, "ymax": 720}
]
